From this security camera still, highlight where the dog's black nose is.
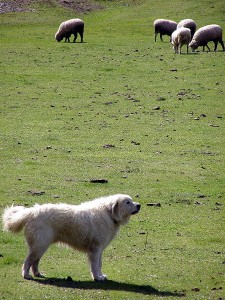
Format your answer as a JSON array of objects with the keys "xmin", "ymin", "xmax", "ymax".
[{"xmin": 132, "ymin": 204, "xmax": 141, "ymax": 215}]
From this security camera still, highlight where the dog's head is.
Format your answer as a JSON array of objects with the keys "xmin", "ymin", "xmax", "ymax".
[{"xmin": 111, "ymin": 194, "xmax": 141, "ymax": 225}]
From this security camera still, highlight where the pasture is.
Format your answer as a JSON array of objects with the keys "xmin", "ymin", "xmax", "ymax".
[{"xmin": 0, "ymin": 0, "xmax": 224, "ymax": 299}]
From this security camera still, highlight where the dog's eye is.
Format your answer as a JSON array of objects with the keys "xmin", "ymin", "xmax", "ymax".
[{"xmin": 126, "ymin": 200, "xmax": 131, "ymax": 205}]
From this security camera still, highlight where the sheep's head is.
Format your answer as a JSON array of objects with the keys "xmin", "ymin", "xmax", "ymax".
[
  {"xmin": 55, "ymin": 31, "xmax": 63, "ymax": 42},
  {"xmin": 189, "ymin": 40, "xmax": 198, "ymax": 51}
]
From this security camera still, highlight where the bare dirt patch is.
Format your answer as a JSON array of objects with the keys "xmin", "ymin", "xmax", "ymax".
[
  {"xmin": 59, "ymin": 0, "xmax": 103, "ymax": 13},
  {"xmin": 0, "ymin": 0, "xmax": 103, "ymax": 14},
  {"xmin": 0, "ymin": 0, "xmax": 33, "ymax": 13}
]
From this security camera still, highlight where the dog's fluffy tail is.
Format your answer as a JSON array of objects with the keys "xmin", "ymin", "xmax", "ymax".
[{"xmin": 2, "ymin": 205, "xmax": 32, "ymax": 233}]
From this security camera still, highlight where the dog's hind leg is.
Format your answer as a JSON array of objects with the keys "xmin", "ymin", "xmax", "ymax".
[
  {"xmin": 31, "ymin": 258, "xmax": 45, "ymax": 278},
  {"xmin": 88, "ymin": 248, "xmax": 107, "ymax": 281},
  {"xmin": 22, "ymin": 229, "xmax": 52, "ymax": 279},
  {"xmin": 22, "ymin": 251, "xmax": 37, "ymax": 279},
  {"xmin": 22, "ymin": 245, "xmax": 48, "ymax": 279}
]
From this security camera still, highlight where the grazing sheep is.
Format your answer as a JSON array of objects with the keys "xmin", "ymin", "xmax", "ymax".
[
  {"xmin": 189, "ymin": 24, "xmax": 225, "ymax": 52},
  {"xmin": 171, "ymin": 27, "xmax": 191, "ymax": 54},
  {"xmin": 154, "ymin": 19, "xmax": 177, "ymax": 42},
  {"xmin": 177, "ymin": 19, "xmax": 197, "ymax": 38},
  {"xmin": 55, "ymin": 18, "xmax": 84, "ymax": 43}
]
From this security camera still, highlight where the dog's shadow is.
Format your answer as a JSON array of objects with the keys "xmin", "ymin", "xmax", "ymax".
[{"xmin": 33, "ymin": 277, "xmax": 185, "ymax": 297}]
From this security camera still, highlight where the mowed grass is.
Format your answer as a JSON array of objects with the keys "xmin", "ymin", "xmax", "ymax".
[{"xmin": 0, "ymin": 0, "xmax": 225, "ymax": 299}]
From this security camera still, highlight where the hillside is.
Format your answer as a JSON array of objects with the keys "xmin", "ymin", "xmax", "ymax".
[{"xmin": 0, "ymin": 0, "xmax": 104, "ymax": 13}]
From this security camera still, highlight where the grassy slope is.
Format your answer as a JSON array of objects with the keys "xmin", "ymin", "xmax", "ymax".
[{"xmin": 0, "ymin": 0, "xmax": 225, "ymax": 299}]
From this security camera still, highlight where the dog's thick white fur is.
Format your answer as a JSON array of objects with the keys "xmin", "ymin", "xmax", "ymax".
[{"xmin": 2, "ymin": 194, "xmax": 140, "ymax": 281}]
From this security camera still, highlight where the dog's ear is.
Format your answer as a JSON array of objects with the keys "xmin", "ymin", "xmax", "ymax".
[
  {"xmin": 112, "ymin": 201, "xmax": 119, "ymax": 216},
  {"xmin": 112, "ymin": 201, "xmax": 119, "ymax": 222},
  {"xmin": 111, "ymin": 198, "xmax": 130, "ymax": 225}
]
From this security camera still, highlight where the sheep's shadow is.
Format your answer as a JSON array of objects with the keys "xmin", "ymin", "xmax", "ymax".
[
  {"xmin": 190, "ymin": 49, "xmax": 224, "ymax": 54},
  {"xmin": 33, "ymin": 277, "xmax": 185, "ymax": 297}
]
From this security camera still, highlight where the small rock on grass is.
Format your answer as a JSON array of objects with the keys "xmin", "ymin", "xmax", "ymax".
[
  {"xmin": 152, "ymin": 106, "xmax": 160, "ymax": 110},
  {"xmin": 191, "ymin": 288, "xmax": 200, "ymax": 292},
  {"xmin": 146, "ymin": 203, "xmax": 161, "ymax": 207},
  {"xmin": 90, "ymin": 179, "xmax": 108, "ymax": 183},
  {"xmin": 28, "ymin": 190, "xmax": 45, "ymax": 196}
]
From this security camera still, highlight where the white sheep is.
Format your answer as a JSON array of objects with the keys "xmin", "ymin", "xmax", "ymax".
[
  {"xmin": 189, "ymin": 24, "xmax": 225, "ymax": 52},
  {"xmin": 177, "ymin": 19, "xmax": 197, "ymax": 38},
  {"xmin": 55, "ymin": 18, "xmax": 84, "ymax": 43},
  {"xmin": 171, "ymin": 27, "xmax": 191, "ymax": 54},
  {"xmin": 154, "ymin": 19, "xmax": 177, "ymax": 42}
]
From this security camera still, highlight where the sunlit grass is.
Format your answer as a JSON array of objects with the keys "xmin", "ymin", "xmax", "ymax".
[{"xmin": 0, "ymin": 0, "xmax": 224, "ymax": 299}]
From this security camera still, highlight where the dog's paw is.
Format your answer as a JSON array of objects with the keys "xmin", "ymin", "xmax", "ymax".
[
  {"xmin": 94, "ymin": 274, "xmax": 107, "ymax": 282},
  {"xmin": 23, "ymin": 273, "xmax": 33, "ymax": 280},
  {"xmin": 34, "ymin": 272, "xmax": 45, "ymax": 278}
]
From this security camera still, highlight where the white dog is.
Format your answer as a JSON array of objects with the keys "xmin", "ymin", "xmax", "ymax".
[{"xmin": 2, "ymin": 194, "xmax": 140, "ymax": 281}]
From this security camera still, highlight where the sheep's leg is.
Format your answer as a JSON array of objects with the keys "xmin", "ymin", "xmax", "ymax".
[
  {"xmin": 219, "ymin": 39, "xmax": 225, "ymax": 50},
  {"xmin": 186, "ymin": 44, "xmax": 189, "ymax": 54},
  {"xmin": 155, "ymin": 33, "xmax": 157, "ymax": 42},
  {"xmin": 160, "ymin": 33, "xmax": 163, "ymax": 42},
  {"xmin": 179, "ymin": 45, "xmax": 182, "ymax": 54},
  {"xmin": 73, "ymin": 32, "xmax": 77, "ymax": 43},
  {"xmin": 80, "ymin": 32, "xmax": 83, "ymax": 43},
  {"xmin": 172, "ymin": 45, "xmax": 176, "ymax": 53},
  {"xmin": 219, "ymin": 40, "xmax": 225, "ymax": 50},
  {"xmin": 206, "ymin": 44, "xmax": 210, "ymax": 52},
  {"xmin": 214, "ymin": 41, "xmax": 218, "ymax": 51}
]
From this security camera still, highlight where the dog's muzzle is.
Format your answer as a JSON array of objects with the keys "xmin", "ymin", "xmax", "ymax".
[{"xmin": 132, "ymin": 204, "xmax": 141, "ymax": 215}]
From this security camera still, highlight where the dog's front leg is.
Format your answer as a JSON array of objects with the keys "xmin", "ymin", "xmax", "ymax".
[{"xmin": 88, "ymin": 249, "xmax": 107, "ymax": 281}]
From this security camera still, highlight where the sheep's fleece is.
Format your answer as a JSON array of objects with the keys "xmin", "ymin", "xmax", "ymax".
[
  {"xmin": 55, "ymin": 18, "xmax": 84, "ymax": 42},
  {"xmin": 154, "ymin": 19, "xmax": 177, "ymax": 42},
  {"xmin": 189, "ymin": 24, "xmax": 225, "ymax": 51},
  {"xmin": 2, "ymin": 194, "xmax": 141, "ymax": 281},
  {"xmin": 177, "ymin": 19, "xmax": 196, "ymax": 38},
  {"xmin": 171, "ymin": 27, "xmax": 191, "ymax": 54}
]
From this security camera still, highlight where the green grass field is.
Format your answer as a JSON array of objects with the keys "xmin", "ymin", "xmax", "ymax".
[{"xmin": 0, "ymin": 0, "xmax": 225, "ymax": 299}]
